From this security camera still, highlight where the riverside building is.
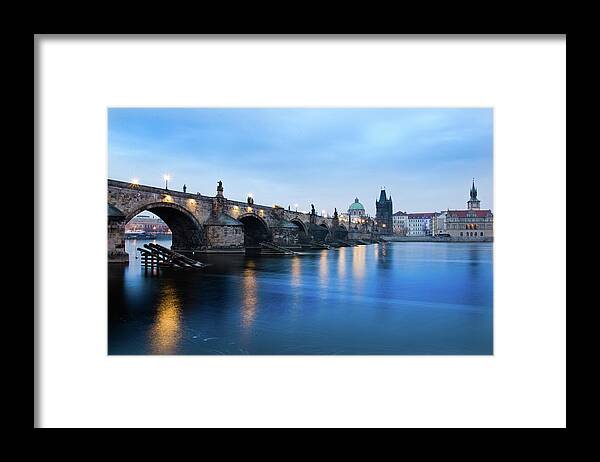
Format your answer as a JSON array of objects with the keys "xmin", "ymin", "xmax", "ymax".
[{"xmin": 445, "ymin": 180, "xmax": 493, "ymax": 241}]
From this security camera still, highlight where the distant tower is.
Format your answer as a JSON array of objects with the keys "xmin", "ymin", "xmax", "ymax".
[
  {"xmin": 375, "ymin": 188, "xmax": 393, "ymax": 233},
  {"xmin": 467, "ymin": 179, "xmax": 481, "ymax": 210}
]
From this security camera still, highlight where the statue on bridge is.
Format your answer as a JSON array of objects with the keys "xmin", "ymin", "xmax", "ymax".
[
  {"xmin": 332, "ymin": 207, "xmax": 340, "ymax": 229},
  {"xmin": 309, "ymin": 204, "xmax": 317, "ymax": 224},
  {"xmin": 183, "ymin": 184, "xmax": 187, "ymax": 193},
  {"xmin": 216, "ymin": 180, "xmax": 224, "ymax": 197}
]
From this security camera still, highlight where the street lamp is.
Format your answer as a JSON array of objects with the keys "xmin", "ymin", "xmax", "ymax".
[
  {"xmin": 163, "ymin": 174, "xmax": 170, "ymax": 190},
  {"xmin": 294, "ymin": 203, "xmax": 298, "ymax": 212}
]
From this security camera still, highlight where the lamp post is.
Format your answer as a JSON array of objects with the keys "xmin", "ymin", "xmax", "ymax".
[{"xmin": 163, "ymin": 174, "xmax": 170, "ymax": 190}]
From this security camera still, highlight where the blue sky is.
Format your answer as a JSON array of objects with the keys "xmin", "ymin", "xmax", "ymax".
[{"xmin": 108, "ymin": 108, "xmax": 493, "ymax": 215}]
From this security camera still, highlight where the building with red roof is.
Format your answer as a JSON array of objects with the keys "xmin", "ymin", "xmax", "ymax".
[{"xmin": 435, "ymin": 180, "xmax": 493, "ymax": 241}]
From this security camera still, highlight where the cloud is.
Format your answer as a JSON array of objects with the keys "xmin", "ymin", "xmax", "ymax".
[{"xmin": 109, "ymin": 108, "xmax": 493, "ymax": 214}]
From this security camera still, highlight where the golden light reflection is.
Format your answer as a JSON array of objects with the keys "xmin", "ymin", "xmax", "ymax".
[
  {"xmin": 291, "ymin": 256, "xmax": 301, "ymax": 287},
  {"xmin": 162, "ymin": 194, "xmax": 174, "ymax": 203},
  {"xmin": 289, "ymin": 256, "xmax": 302, "ymax": 320},
  {"xmin": 352, "ymin": 245, "xmax": 366, "ymax": 279},
  {"xmin": 337, "ymin": 247, "xmax": 346, "ymax": 279},
  {"xmin": 149, "ymin": 283, "xmax": 182, "ymax": 354},
  {"xmin": 241, "ymin": 261, "xmax": 258, "ymax": 330},
  {"xmin": 319, "ymin": 249, "xmax": 328, "ymax": 286}
]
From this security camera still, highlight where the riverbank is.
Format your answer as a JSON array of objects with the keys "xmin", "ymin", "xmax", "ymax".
[{"xmin": 381, "ymin": 236, "xmax": 493, "ymax": 243}]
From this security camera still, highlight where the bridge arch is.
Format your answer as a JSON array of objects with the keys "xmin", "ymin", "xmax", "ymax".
[
  {"xmin": 238, "ymin": 213, "xmax": 271, "ymax": 245},
  {"xmin": 125, "ymin": 201, "xmax": 204, "ymax": 251},
  {"xmin": 290, "ymin": 218, "xmax": 309, "ymax": 235}
]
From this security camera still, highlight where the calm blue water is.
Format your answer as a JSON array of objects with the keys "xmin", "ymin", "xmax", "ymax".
[{"xmin": 108, "ymin": 238, "xmax": 493, "ymax": 355}]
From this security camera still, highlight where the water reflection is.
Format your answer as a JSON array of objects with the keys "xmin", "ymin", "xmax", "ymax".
[
  {"xmin": 291, "ymin": 256, "xmax": 301, "ymax": 287},
  {"xmin": 148, "ymin": 280, "xmax": 182, "ymax": 354},
  {"xmin": 337, "ymin": 247, "xmax": 346, "ymax": 279},
  {"xmin": 241, "ymin": 260, "xmax": 258, "ymax": 330},
  {"xmin": 290, "ymin": 256, "xmax": 302, "ymax": 320},
  {"xmin": 110, "ymin": 240, "xmax": 494, "ymax": 355},
  {"xmin": 319, "ymin": 249, "xmax": 328, "ymax": 288},
  {"xmin": 352, "ymin": 245, "xmax": 366, "ymax": 279}
]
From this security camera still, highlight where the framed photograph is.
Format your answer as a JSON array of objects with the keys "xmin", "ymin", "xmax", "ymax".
[
  {"xmin": 107, "ymin": 107, "xmax": 494, "ymax": 356},
  {"xmin": 35, "ymin": 35, "xmax": 566, "ymax": 428}
]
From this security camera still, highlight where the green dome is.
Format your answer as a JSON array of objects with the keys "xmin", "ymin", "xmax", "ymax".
[{"xmin": 349, "ymin": 198, "xmax": 364, "ymax": 211}]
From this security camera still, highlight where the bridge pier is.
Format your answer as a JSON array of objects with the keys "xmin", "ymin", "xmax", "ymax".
[
  {"xmin": 271, "ymin": 222, "xmax": 301, "ymax": 248},
  {"xmin": 108, "ymin": 204, "xmax": 129, "ymax": 263},
  {"xmin": 204, "ymin": 211, "xmax": 245, "ymax": 251}
]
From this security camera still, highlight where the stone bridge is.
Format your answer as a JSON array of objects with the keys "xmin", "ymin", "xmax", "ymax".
[{"xmin": 108, "ymin": 179, "xmax": 349, "ymax": 262}]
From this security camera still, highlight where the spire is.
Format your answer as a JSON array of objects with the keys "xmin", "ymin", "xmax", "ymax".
[
  {"xmin": 470, "ymin": 178, "xmax": 478, "ymax": 200},
  {"xmin": 468, "ymin": 178, "xmax": 481, "ymax": 210}
]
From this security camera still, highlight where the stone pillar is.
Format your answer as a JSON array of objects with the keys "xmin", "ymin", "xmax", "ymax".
[
  {"xmin": 108, "ymin": 217, "xmax": 129, "ymax": 263},
  {"xmin": 108, "ymin": 204, "xmax": 129, "ymax": 263},
  {"xmin": 212, "ymin": 196, "xmax": 223, "ymax": 217}
]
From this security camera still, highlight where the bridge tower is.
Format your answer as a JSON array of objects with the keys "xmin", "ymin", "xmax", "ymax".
[
  {"xmin": 375, "ymin": 188, "xmax": 393, "ymax": 234},
  {"xmin": 467, "ymin": 178, "xmax": 481, "ymax": 211}
]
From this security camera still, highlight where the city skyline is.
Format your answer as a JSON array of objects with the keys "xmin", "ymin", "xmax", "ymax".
[{"xmin": 108, "ymin": 108, "xmax": 493, "ymax": 215}]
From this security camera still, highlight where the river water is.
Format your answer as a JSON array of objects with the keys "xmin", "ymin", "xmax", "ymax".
[{"xmin": 108, "ymin": 238, "xmax": 493, "ymax": 355}]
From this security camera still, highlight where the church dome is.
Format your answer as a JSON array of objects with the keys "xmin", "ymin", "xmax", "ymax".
[{"xmin": 348, "ymin": 198, "xmax": 365, "ymax": 211}]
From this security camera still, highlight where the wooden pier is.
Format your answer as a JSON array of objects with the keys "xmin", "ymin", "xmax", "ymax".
[{"xmin": 137, "ymin": 243, "xmax": 209, "ymax": 270}]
